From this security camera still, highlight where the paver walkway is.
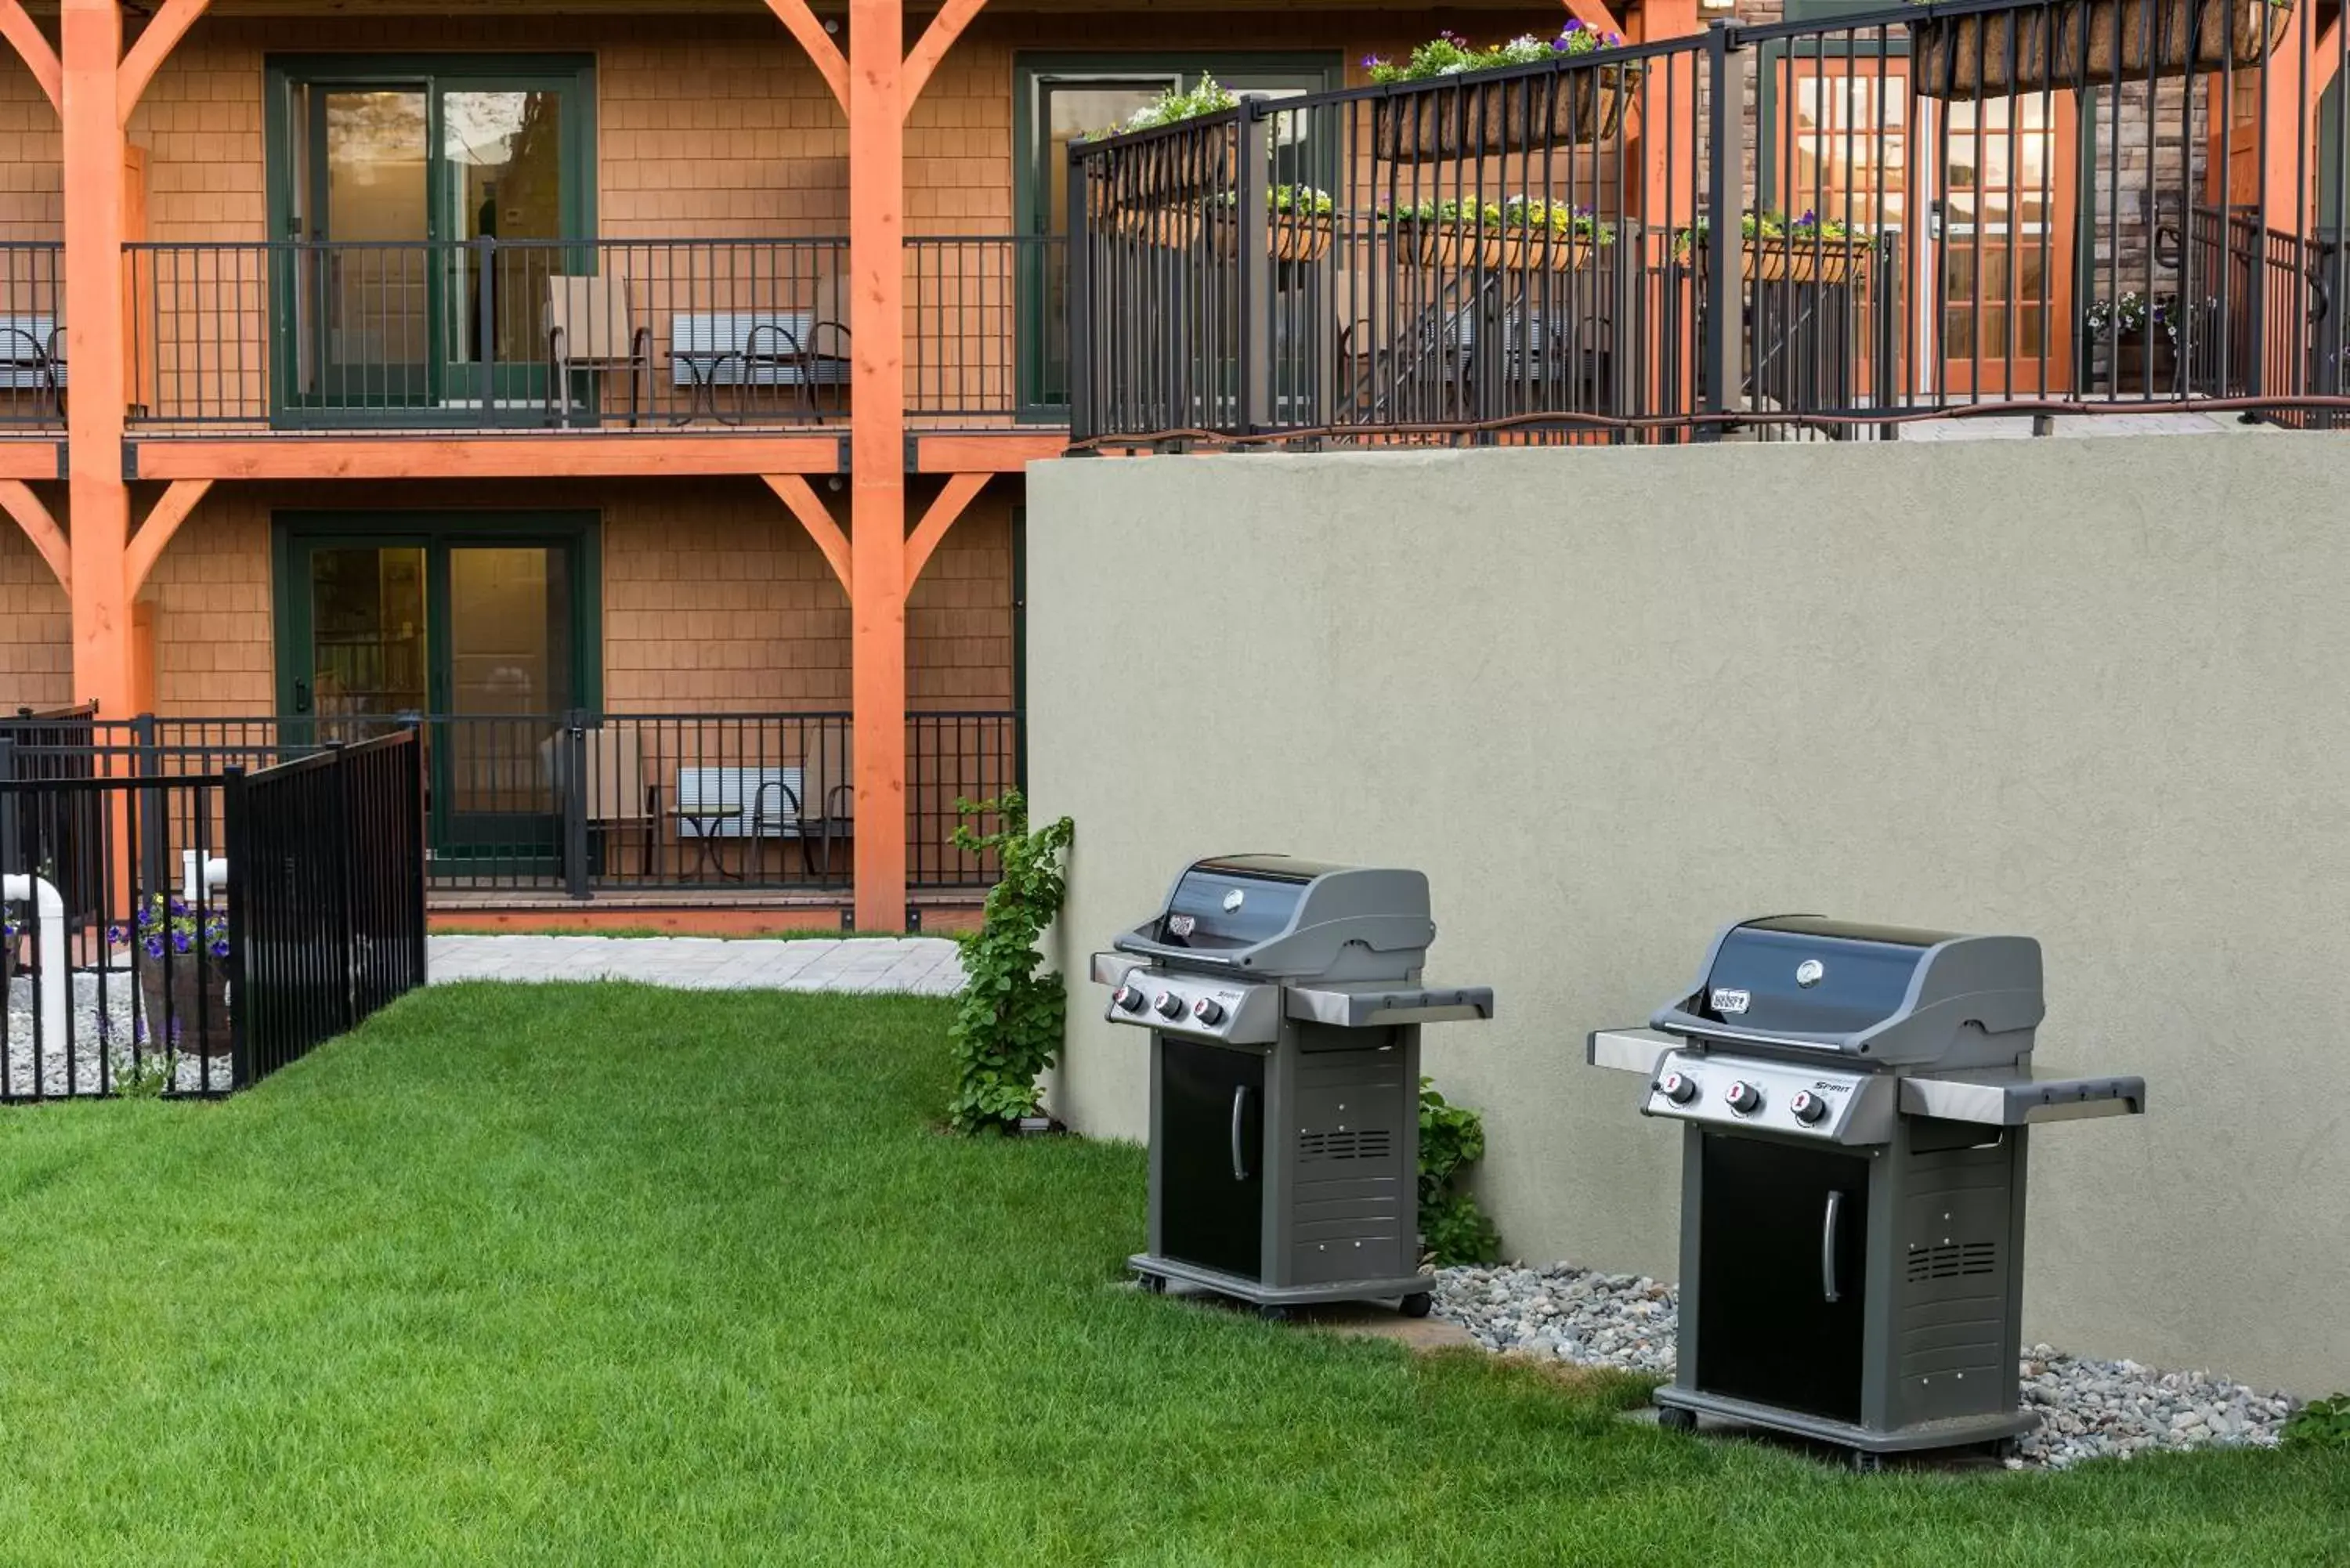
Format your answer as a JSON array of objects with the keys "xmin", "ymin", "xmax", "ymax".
[{"xmin": 428, "ymin": 935, "xmax": 965, "ymax": 996}]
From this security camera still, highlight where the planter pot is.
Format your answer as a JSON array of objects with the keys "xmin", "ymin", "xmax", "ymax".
[
  {"xmin": 1372, "ymin": 63, "xmax": 1642, "ymax": 163},
  {"xmin": 1112, "ymin": 207, "xmax": 1336, "ymax": 263},
  {"xmin": 1913, "ymin": 0, "xmax": 2292, "ymax": 101},
  {"xmin": 2094, "ymin": 334, "xmax": 2181, "ymax": 393},
  {"xmin": 1392, "ymin": 220, "xmax": 1606, "ymax": 273},
  {"xmin": 1743, "ymin": 236, "xmax": 1873, "ymax": 284},
  {"xmin": 138, "ymin": 956, "xmax": 233, "ymax": 1059}
]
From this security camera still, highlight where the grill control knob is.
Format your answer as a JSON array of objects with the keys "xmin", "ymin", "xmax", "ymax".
[
  {"xmin": 1723, "ymin": 1081, "xmax": 1764, "ymax": 1115},
  {"xmin": 1790, "ymin": 1090, "xmax": 1829, "ymax": 1125},
  {"xmin": 1153, "ymin": 991, "xmax": 1184, "ymax": 1020},
  {"xmin": 1191, "ymin": 996, "xmax": 1226, "ymax": 1027},
  {"xmin": 1112, "ymin": 985, "xmax": 1147, "ymax": 1014},
  {"xmin": 1657, "ymin": 1071, "xmax": 1698, "ymax": 1105}
]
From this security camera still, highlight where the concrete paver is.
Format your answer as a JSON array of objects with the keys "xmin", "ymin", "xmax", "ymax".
[{"xmin": 428, "ymin": 935, "xmax": 967, "ymax": 996}]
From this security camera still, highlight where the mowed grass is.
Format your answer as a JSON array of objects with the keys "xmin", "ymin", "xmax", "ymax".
[{"xmin": 0, "ymin": 985, "xmax": 2340, "ymax": 1567}]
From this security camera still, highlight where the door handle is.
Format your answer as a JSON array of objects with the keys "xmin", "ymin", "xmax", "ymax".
[
  {"xmin": 293, "ymin": 677, "xmax": 312, "ymax": 715},
  {"xmin": 1230, "ymin": 1085, "xmax": 1249, "ymax": 1182},
  {"xmin": 1822, "ymin": 1190, "xmax": 1845, "ymax": 1304}
]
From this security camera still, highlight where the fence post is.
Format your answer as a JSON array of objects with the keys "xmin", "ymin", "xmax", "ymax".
[
  {"xmin": 132, "ymin": 713, "xmax": 165, "ymax": 902},
  {"xmin": 0, "ymin": 736, "xmax": 15, "ymax": 873},
  {"xmin": 1066, "ymin": 147, "xmax": 1094, "ymax": 443},
  {"xmin": 1235, "ymin": 103, "xmax": 1273, "ymax": 438},
  {"xmin": 327, "ymin": 742, "xmax": 356, "ymax": 1031},
  {"xmin": 561, "ymin": 708, "xmax": 590, "ymax": 899},
  {"xmin": 1701, "ymin": 22, "xmax": 1745, "ymax": 442},
  {"xmin": 475, "ymin": 235, "xmax": 497, "ymax": 414},
  {"xmin": 405, "ymin": 720, "xmax": 428, "ymax": 987},
  {"xmin": 222, "ymin": 764, "xmax": 250, "ymax": 1090}
]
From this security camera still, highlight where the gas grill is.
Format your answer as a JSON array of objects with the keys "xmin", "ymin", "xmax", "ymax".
[
  {"xmin": 1094, "ymin": 855, "xmax": 1495, "ymax": 1319},
  {"xmin": 1589, "ymin": 916, "xmax": 2146, "ymax": 1464}
]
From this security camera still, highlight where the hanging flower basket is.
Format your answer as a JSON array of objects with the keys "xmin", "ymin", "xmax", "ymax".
[
  {"xmin": 1911, "ymin": 0, "xmax": 2293, "ymax": 101},
  {"xmin": 1112, "ymin": 189, "xmax": 1336, "ymax": 263},
  {"xmin": 1742, "ymin": 236, "xmax": 1874, "ymax": 284},
  {"xmin": 1371, "ymin": 64, "xmax": 1642, "ymax": 163},
  {"xmin": 1389, "ymin": 221, "xmax": 1606, "ymax": 273}
]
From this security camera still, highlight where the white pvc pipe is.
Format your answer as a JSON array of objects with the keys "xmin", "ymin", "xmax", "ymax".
[
  {"xmin": 2, "ymin": 872, "xmax": 67, "ymax": 1051},
  {"xmin": 179, "ymin": 850, "xmax": 228, "ymax": 906}
]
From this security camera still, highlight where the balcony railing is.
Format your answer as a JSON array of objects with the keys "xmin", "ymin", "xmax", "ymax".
[
  {"xmin": 0, "ymin": 241, "xmax": 63, "ymax": 431},
  {"xmin": 1069, "ymin": 0, "xmax": 2350, "ymax": 446},
  {"xmin": 125, "ymin": 236, "xmax": 1066, "ymax": 433}
]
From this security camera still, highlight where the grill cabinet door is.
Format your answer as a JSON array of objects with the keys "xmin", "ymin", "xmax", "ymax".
[
  {"xmin": 1158, "ymin": 1039, "xmax": 1267, "ymax": 1281},
  {"xmin": 1695, "ymin": 1133, "xmax": 1871, "ymax": 1425}
]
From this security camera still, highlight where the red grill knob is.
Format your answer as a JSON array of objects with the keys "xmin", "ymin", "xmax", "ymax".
[
  {"xmin": 1112, "ymin": 985, "xmax": 1146, "ymax": 1014},
  {"xmin": 1658, "ymin": 1071, "xmax": 1698, "ymax": 1105},
  {"xmin": 1191, "ymin": 996, "xmax": 1226, "ymax": 1027},
  {"xmin": 1724, "ymin": 1081, "xmax": 1763, "ymax": 1115},
  {"xmin": 1153, "ymin": 992, "xmax": 1184, "ymax": 1020},
  {"xmin": 1791, "ymin": 1090, "xmax": 1828, "ymax": 1125}
]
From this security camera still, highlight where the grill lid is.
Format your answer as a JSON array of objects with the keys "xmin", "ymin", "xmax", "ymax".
[
  {"xmin": 1112, "ymin": 855, "xmax": 1435, "ymax": 981},
  {"xmin": 1651, "ymin": 915, "xmax": 2044, "ymax": 1068}
]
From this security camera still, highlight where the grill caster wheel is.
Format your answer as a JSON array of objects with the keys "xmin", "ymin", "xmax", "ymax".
[
  {"xmin": 1657, "ymin": 1406, "xmax": 1697, "ymax": 1433},
  {"xmin": 1256, "ymin": 1304, "xmax": 1292, "ymax": 1324},
  {"xmin": 1848, "ymin": 1450, "xmax": 1885, "ymax": 1476},
  {"xmin": 1137, "ymin": 1274, "xmax": 1166, "ymax": 1295},
  {"xmin": 1398, "ymin": 1292, "xmax": 1433, "ymax": 1320}
]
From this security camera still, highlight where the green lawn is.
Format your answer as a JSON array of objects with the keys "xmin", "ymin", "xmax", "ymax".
[{"xmin": 0, "ymin": 985, "xmax": 2340, "ymax": 1566}]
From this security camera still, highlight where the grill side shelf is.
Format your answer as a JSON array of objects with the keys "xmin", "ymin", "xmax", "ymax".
[
  {"xmin": 1900, "ymin": 1070, "xmax": 2148, "ymax": 1127},
  {"xmin": 1284, "ymin": 985, "xmax": 1495, "ymax": 1028},
  {"xmin": 1588, "ymin": 1028, "xmax": 1676, "ymax": 1075}
]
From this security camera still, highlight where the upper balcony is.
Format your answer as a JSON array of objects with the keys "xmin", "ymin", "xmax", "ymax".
[{"xmin": 1068, "ymin": 0, "xmax": 2350, "ymax": 449}]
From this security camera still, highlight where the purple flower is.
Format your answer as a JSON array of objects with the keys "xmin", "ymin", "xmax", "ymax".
[
  {"xmin": 143, "ymin": 936, "xmax": 166, "ymax": 960},
  {"xmin": 1561, "ymin": 17, "xmax": 1585, "ymax": 31},
  {"xmin": 172, "ymin": 931, "xmax": 193, "ymax": 954},
  {"xmin": 1603, "ymin": 31, "xmax": 1623, "ymax": 45},
  {"xmin": 209, "ymin": 940, "xmax": 230, "ymax": 959},
  {"xmin": 106, "ymin": 923, "xmax": 126, "ymax": 945},
  {"xmin": 168, "ymin": 898, "xmax": 188, "ymax": 916}
]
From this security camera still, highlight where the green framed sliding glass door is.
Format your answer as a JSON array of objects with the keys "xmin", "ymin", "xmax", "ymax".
[
  {"xmin": 266, "ymin": 55, "xmax": 595, "ymax": 427},
  {"xmin": 273, "ymin": 512, "xmax": 601, "ymax": 876}
]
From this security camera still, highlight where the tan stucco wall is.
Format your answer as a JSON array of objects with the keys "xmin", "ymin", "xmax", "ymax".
[{"xmin": 1029, "ymin": 435, "xmax": 2350, "ymax": 1395}]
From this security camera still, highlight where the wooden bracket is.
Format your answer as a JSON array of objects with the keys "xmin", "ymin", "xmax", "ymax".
[
  {"xmin": 0, "ymin": 479, "xmax": 69, "ymax": 591},
  {"xmin": 901, "ymin": 0, "xmax": 986, "ymax": 120},
  {"xmin": 0, "ymin": 0, "xmax": 59, "ymax": 114},
  {"xmin": 122, "ymin": 477, "xmax": 210, "ymax": 597},
  {"xmin": 764, "ymin": 473, "xmax": 854, "ymax": 594},
  {"xmin": 118, "ymin": 0, "xmax": 208, "ymax": 128},
  {"xmin": 761, "ymin": 0, "xmax": 849, "ymax": 110},
  {"xmin": 902, "ymin": 471, "xmax": 985, "ymax": 594}
]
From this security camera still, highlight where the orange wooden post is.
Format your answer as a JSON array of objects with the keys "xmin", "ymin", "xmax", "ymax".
[
  {"xmin": 1630, "ymin": 0, "xmax": 1704, "ymax": 425},
  {"xmin": 63, "ymin": 0, "xmax": 129, "ymax": 721}
]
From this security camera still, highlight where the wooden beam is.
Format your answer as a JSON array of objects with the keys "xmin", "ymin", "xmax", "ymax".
[
  {"xmin": 909, "ymin": 431, "xmax": 1065, "ymax": 472},
  {"xmin": 64, "ymin": 0, "xmax": 132, "ymax": 721},
  {"xmin": 0, "ymin": 479, "xmax": 68, "ymax": 590},
  {"xmin": 122, "ymin": 477, "xmax": 210, "ymax": 597},
  {"xmin": 0, "ymin": 440, "xmax": 62, "ymax": 479},
  {"xmin": 902, "ymin": 471, "xmax": 985, "ymax": 594},
  {"xmin": 116, "ymin": 0, "xmax": 208, "ymax": 128},
  {"xmin": 0, "ymin": 0, "xmax": 59, "ymax": 114},
  {"xmin": 900, "ymin": 0, "xmax": 984, "ymax": 118},
  {"xmin": 130, "ymin": 434, "xmax": 844, "ymax": 482},
  {"xmin": 762, "ymin": 473, "xmax": 853, "ymax": 593},
  {"xmin": 761, "ymin": 0, "xmax": 848, "ymax": 110}
]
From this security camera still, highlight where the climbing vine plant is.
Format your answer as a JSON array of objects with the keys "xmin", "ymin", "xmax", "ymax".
[{"xmin": 945, "ymin": 791, "xmax": 1077, "ymax": 1135}]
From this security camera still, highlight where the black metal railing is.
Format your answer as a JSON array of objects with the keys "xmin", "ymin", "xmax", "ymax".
[
  {"xmin": 1071, "ymin": 0, "xmax": 2350, "ymax": 445},
  {"xmin": 69, "ymin": 709, "xmax": 1020, "ymax": 898},
  {"xmin": 0, "ymin": 728, "xmax": 426, "ymax": 1101},
  {"xmin": 125, "ymin": 236, "xmax": 1070, "ymax": 431},
  {"xmin": 0, "ymin": 242, "xmax": 63, "ymax": 429}
]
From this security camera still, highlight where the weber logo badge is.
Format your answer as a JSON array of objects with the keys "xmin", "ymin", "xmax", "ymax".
[
  {"xmin": 1710, "ymin": 987, "xmax": 1752, "ymax": 1015},
  {"xmin": 1168, "ymin": 914, "xmax": 1196, "ymax": 938},
  {"xmin": 1222, "ymin": 888, "xmax": 1246, "ymax": 912},
  {"xmin": 1795, "ymin": 959, "xmax": 1826, "ymax": 988}
]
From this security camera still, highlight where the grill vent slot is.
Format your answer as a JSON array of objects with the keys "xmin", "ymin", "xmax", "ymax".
[
  {"xmin": 1905, "ymin": 1241, "xmax": 1998, "ymax": 1282},
  {"xmin": 1298, "ymin": 1128, "xmax": 1394, "ymax": 1164}
]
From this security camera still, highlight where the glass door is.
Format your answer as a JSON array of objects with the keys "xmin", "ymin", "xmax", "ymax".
[
  {"xmin": 277, "ymin": 517, "xmax": 595, "ymax": 880},
  {"xmin": 1920, "ymin": 93, "xmax": 2077, "ymax": 396},
  {"xmin": 272, "ymin": 57, "xmax": 592, "ymax": 427}
]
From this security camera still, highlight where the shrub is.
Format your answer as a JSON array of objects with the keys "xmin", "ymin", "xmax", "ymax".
[
  {"xmin": 1365, "ymin": 23, "xmax": 1624, "ymax": 84},
  {"xmin": 945, "ymin": 791, "xmax": 1076, "ymax": 1135},
  {"xmin": 1419, "ymin": 1078, "xmax": 1502, "ymax": 1266},
  {"xmin": 2282, "ymin": 1393, "xmax": 2350, "ymax": 1451},
  {"xmin": 1115, "ymin": 76, "xmax": 1238, "ymax": 132}
]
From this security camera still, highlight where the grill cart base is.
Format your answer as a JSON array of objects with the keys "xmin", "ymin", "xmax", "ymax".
[
  {"xmin": 1651, "ymin": 1386, "xmax": 2034, "ymax": 1459},
  {"xmin": 1126, "ymin": 1254, "xmax": 1435, "ymax": 1318}
]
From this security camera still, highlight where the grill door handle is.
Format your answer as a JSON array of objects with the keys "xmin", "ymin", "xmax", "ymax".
[
  {"xmin": 1230, "ymin": 1085, "xmax": 1249, "ymax": 1182},
  {"xmin": 1821, "ymin": 1190, "xmax": 1845, "ymax": 1304}
]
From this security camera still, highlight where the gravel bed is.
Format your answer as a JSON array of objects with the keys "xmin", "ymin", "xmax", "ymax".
[
  {"xmin": 4, "ymin": 971, "xmax": 226, "ymax": 1097},
  {"xmin": 1434, "ymin": 1262, "xmax": 2298, "ymax": 1469}
]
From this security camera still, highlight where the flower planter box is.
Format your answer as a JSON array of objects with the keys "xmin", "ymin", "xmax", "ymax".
[
  {"xmin": 139, "ymin": 958, "xmax": 233, "ymax": 1059},
  {"xmin": 1371, "ymin": 63, "xmax": 1641, "ymax": 162},
  {"xmin": 1112, "ymin": 207, "xmax": 1335, "ymax": 263},
  {"xmin": 1392, "ymin": 220, "xmax": 1607, "ymax": 273},
  {"xmin": 1912, "ymin": 0, "xmax": 2292, "ymax": 101},
  {"xmin": 1743, "ymin": 236, "xmax": 1874, "ymax": 285},
  {"xmin": 2093, "ymin": 335, "xmax": 2181, "ymax": 394}
]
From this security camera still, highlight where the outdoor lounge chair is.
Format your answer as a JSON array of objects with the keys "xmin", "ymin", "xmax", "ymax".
[{"xmin": 546, "ymin": 273, "xmax": 651, "ymax": 428}]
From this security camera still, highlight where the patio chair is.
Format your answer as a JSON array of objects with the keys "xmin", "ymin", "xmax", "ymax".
[
  {"xmin": 796, "ymin": 724, "xmax": 854, "ymax": 881},
  {"xmin": 546, "ymin": 273, "xmax": 651, "ymax": 428}
]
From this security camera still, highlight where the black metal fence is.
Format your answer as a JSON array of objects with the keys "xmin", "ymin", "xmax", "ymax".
[
  {"xmin": 0, "ymin": 728, "xmax": 427, "ymax": 1101},
  {"xmin": 0, "ymin": 242, "xmax": 63, "ymax": 428},
  {"xmin": 1070, "ymin": 0, "xmax": 2350, "ymax": 446},
  {"xmin": 125, "ymin": 236, "xmax": 1067, "ymax": 431},
  {"xmin": 73, "ymin": 709, "xmax": 1019, "ymax": 897}
]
